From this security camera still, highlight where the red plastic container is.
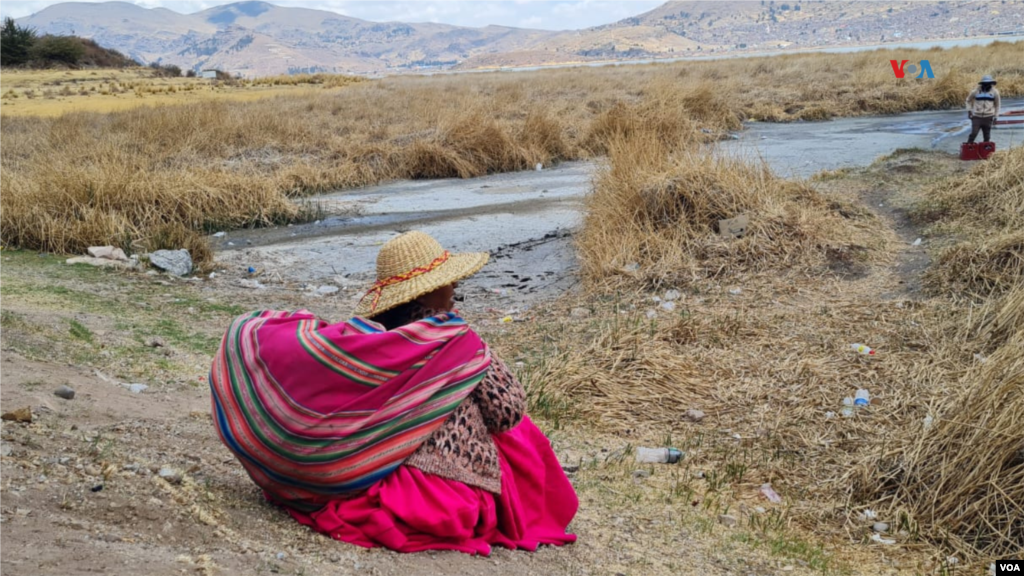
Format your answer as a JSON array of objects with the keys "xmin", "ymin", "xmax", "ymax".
[{"xmin": 960, "ymin": 141, "xmax": 996, "ymax": 161}]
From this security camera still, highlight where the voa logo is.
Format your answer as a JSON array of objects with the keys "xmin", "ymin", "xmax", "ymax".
[
  {"xmin": 996, "ymin": 559, "xmax": 1024, "ymax": 575},
  {"xmin": 890, "ymin": 59, "xmax": 935, "ymax": 79}
]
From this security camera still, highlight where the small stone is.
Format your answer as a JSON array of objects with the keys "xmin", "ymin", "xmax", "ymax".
[
  {"xmin": 276, "ymin": 552, "xmax": 286, "ymax": 560},
  {"xmin": 315, "ymin": 285, "xmax": 339, "ymax": 296},
  {"xmin": 88, "ymin": 246, "xmax": 116, "ymax": 259},
  {"xmin": 54, "ymin": 385, "xmax": 76, "ymax": 400},
  {"xmin": 718, "ymin": 514, "xmax": 738, "ymax": 527},
  {"xmin": 149, "ymin": 249, "xmax": 193, "ymax": 277},
  {"xmin": 146, "ymin": 338, "xmax": 165, "ymax": 348},
  {"xmin": 329, "ymin": 554, "xmax": 341, "ymax": 563},
  {"xmin": 213, "ymin": 232, "xmax": 227, "ymax": 238},
  {"xmin": 158, "ymin": 467, "xmax": 183, "ymax": 484},
  {"xmin": 128, "ymin": 383, "xmax": 148, "ymax": 394},
  {"xmin": 1, "ymin": 407, "xmax": 32, "ymax": 423},
  {"xmin": 684, "ymin": 409, "xmax": 706, "ymax": 423},
  {"xmin": 0, "ymin": 442, "xmax": 12, "ymax": 457},
  {"xmin": 562, "ymin": 464, "xmax": 579, "ymax": 474},
  {"xmin": 66, "ymin": 256, "xmax": 132, "ymax": 269},
  {"xmin": 632, "ymin": 469, "xmax": 650, "ymax": 479},
  {"xmin": 872, "ymin": 522, "xmax": 890, "ymax": 533},
  {"xmin": 570, "ymin": 307, "xmax": 591, "ymax": 318},
  {"xmin": 664, "ymin": 289, "xmax": 681, "ymax": 301}
]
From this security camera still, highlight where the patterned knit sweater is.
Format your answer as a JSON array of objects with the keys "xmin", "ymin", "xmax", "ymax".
[{"xmin": 404, "ymin": 354, "xmax": 525, "ymax": 494}]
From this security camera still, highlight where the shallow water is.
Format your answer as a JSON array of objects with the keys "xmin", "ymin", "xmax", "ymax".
[
  {"xmin": 720, "ymin": 98, "xmax": 1024, "ymax": 178},
  {"xmin": 217, "ymin": 100, "xmax": 1024, "ymax": 310}
]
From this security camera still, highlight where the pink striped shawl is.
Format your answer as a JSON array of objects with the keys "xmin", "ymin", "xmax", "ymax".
[{"xmin": 210, "ymin": 310, "xmax": 491, "ymax": 510}]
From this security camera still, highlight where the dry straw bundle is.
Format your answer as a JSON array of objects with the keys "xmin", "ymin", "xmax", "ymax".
[
  {"xmin": 854, "ymin": 299, "xmax": 1024, "ymax": 558},
  {"xmin": 914, "ymin": 146, "xmax": 1024, "ymax": 298},
  {"xmin": 577, "ymin": 130, "xmax": 886, "ymax": 286}
]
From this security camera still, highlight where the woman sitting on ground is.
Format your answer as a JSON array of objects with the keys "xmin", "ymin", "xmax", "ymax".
[{"xmin": 209, "ymin": 231, "xmax": 577, "ymax": 555}]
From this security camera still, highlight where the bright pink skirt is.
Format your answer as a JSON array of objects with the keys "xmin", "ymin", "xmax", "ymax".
[{"xmin": 283, "ymin": 416, "xmax": 578, "ymax": 555}]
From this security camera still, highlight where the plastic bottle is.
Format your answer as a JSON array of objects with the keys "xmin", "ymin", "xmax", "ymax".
[
  {"xmin": 850, "ymin": 343, "xmax": 875, "ymax": 355},
  {"xmin": 840, "ymin": 397, "xmax": 855, "ymax": 418},
  {"xmin": 635, "ymin": 447, "xmax": 683, "ymax": 464},
  {"xmin": 854, "ymin": 389, "xmax": 870, "ymax": 407}
]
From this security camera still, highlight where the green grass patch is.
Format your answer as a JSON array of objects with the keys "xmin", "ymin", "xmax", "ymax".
[{"xmin": 68, "ymin": 319, "xmax": 94, "ymax": 342}]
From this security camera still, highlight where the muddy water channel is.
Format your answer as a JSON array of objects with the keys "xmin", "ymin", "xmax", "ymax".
[{"xmin": 216, "ymin": 100, "xmax": 1023, "ymax": 314}]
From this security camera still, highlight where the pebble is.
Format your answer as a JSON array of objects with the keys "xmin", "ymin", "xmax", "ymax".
[
  {"xmin": 158, "ymin": 467, "xmax": 183, "ymax": 484},
  {"xmin": 146, "ymin": 338, "xmax": 166, "ymax": 348},
  {"xmin": 570, "ymin": 307, "xmax": 591, "ymax": 318},
  {"xmin": 329, "ymin": 554, "xmax": 341, "ymax": 563},
  {"xmin": 684, "ymin": 409, "xmax": 705, "ymax": 423},
  {"xmin": 1, "ymin": 407, "xmax": 32, "ymax": 423},
  {"xmin": 128, "ymin": 383, "xmax": 148, "ymax": 394},
  {"xmin": 276, "ymin": 552, "xmax": 286, "ymax": 560},
  {"xmin": 54, "ymin": 385, "xmax": 76, "ymax": 400},
  {"xmin": 316, "ymin": 285, "xmax": 340, "ymax": 296},
  {"xmin": 872, "ymin": 522, "xmax": 890, "ymax": 533},
  {"xmin": 632, "ymin": 469, "xmax": 650, "ymax": 479},
  {"xmin": 1, "ymin": 442, "xmax": 11, "ymax": 457},
  {"xmin": 718, "ymin": 514, "xmax": 738, "ymax": 527}
]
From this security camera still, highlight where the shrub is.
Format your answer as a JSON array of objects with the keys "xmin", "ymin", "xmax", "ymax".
[
  {"xmin": 29, "ymin": 34, "xmax": 85, "ymax": 66},
  {"xmin": 0, "ymin": 16, "xmax": 36, "ymax": 67}
]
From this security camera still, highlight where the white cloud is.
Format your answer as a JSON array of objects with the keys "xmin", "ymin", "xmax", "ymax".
[{"xmin": 2, "ymin": 0, "xmax": 665, "ymax": 30}]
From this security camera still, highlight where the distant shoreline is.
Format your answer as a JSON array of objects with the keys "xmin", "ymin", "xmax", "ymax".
[{"xmin": 411, "ymin": 33, "xmax": 1024, "ymax": 77}]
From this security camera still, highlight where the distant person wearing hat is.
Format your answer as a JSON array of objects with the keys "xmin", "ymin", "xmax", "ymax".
[
  {"xmin": 210, "ymin": 231, "xmax": 577, "ymax": 554},
  {"xmin": 966, "ymin": 75, "xmax": 1000, "ymax": 143}
]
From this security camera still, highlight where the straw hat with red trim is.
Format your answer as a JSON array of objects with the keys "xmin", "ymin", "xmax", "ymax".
[{"xmin": 355, "ymin": 231, "xmax": 489, "ymax": 318}]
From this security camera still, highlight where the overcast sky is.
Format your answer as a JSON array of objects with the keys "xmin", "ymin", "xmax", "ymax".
[{"xmin": 1, "ymin": 1, "xmax": 666, "ymax": 30}]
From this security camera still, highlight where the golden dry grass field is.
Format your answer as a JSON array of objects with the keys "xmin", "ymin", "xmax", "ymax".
[
  {"xmin": 1, "ymin": 40, "xmax": 1023, "ymax": 575},
  {"xmin": 0, "ymin": 68, "xmax": 362, "ymax": 117}
]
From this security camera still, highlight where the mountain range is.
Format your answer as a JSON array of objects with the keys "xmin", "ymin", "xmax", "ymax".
[{"xmin": 16, "ymin": 1, "xmax": 1024, "ymax": 77}]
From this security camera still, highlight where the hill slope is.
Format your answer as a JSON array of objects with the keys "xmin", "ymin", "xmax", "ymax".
[{"xmin": 15, "ymin": 0, "xmax": 1024, "ymax": 76}]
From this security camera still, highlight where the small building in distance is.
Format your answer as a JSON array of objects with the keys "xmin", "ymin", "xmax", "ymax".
[{"xmin": 200, "ymin": 69, "xmax": 218, "ymax": 79}]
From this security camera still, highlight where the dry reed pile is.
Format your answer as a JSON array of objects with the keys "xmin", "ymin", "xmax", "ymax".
[
  {"xmin": 913, "ymin": 147, "xmax": 1024, "ymax": 298},
  {"xmin": 577, "ymin": 131, "xmax": 886, "ymax": 285}
]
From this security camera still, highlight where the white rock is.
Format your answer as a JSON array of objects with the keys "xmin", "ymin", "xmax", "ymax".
[
  {"xmin": 316, "ymin": 285, "xmax": 340, "ymax": 295},
  {"xmin": 660, "ymin": 301, "xmax": 676, "ymax": 312},
  {"xmin": 149, "ymin": 250, "xmax": 192, "ymax": 276},
  {"xmin": 128, "ymin": 383, "xmax": 148, "ymax": 394},
  {"xmin": 212, "ymin": 232, "xmax": 227, "ymax": 238},
  {"xmin": 535, "ymin": 163, "xmax": 543, "ymax": 171},
  {"xmin": 157, "ymin": 467, "xmax": 182, "ymax": 484},
  {"xmin": 912, "ymin": 238, "xmax": 922, "ymax": 246},
  {"xmin": 645, "ymin": 309, "xmax": 657, "ymax": 319},
  {"xmin": 684, "ymin": 409, "xmax": 705, "ymax": 423},
  {"xmin": 664, "ymin": 289, "xmax": 681, "ymax": 301},
  {"xmin": 570, "ymin": 307, "xmax": 591, "ymax": 318},
  {"xmin": 872, "ymin": 522, "xmax": 890, "ymax": 533},
  {"xmin": 87, "ymin": 246, "xmax": 129, "ymax": 262},
  {"xmin": 729, "ymin": 288, "xmax": 743, "ymax": 295},
  {"xmin": 66, "ymin": 256, "xmax": 132, "ymax": 270},
  {"xmin": 238, "ymin": 279, "xmax": 265, "ymax": 290}
]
